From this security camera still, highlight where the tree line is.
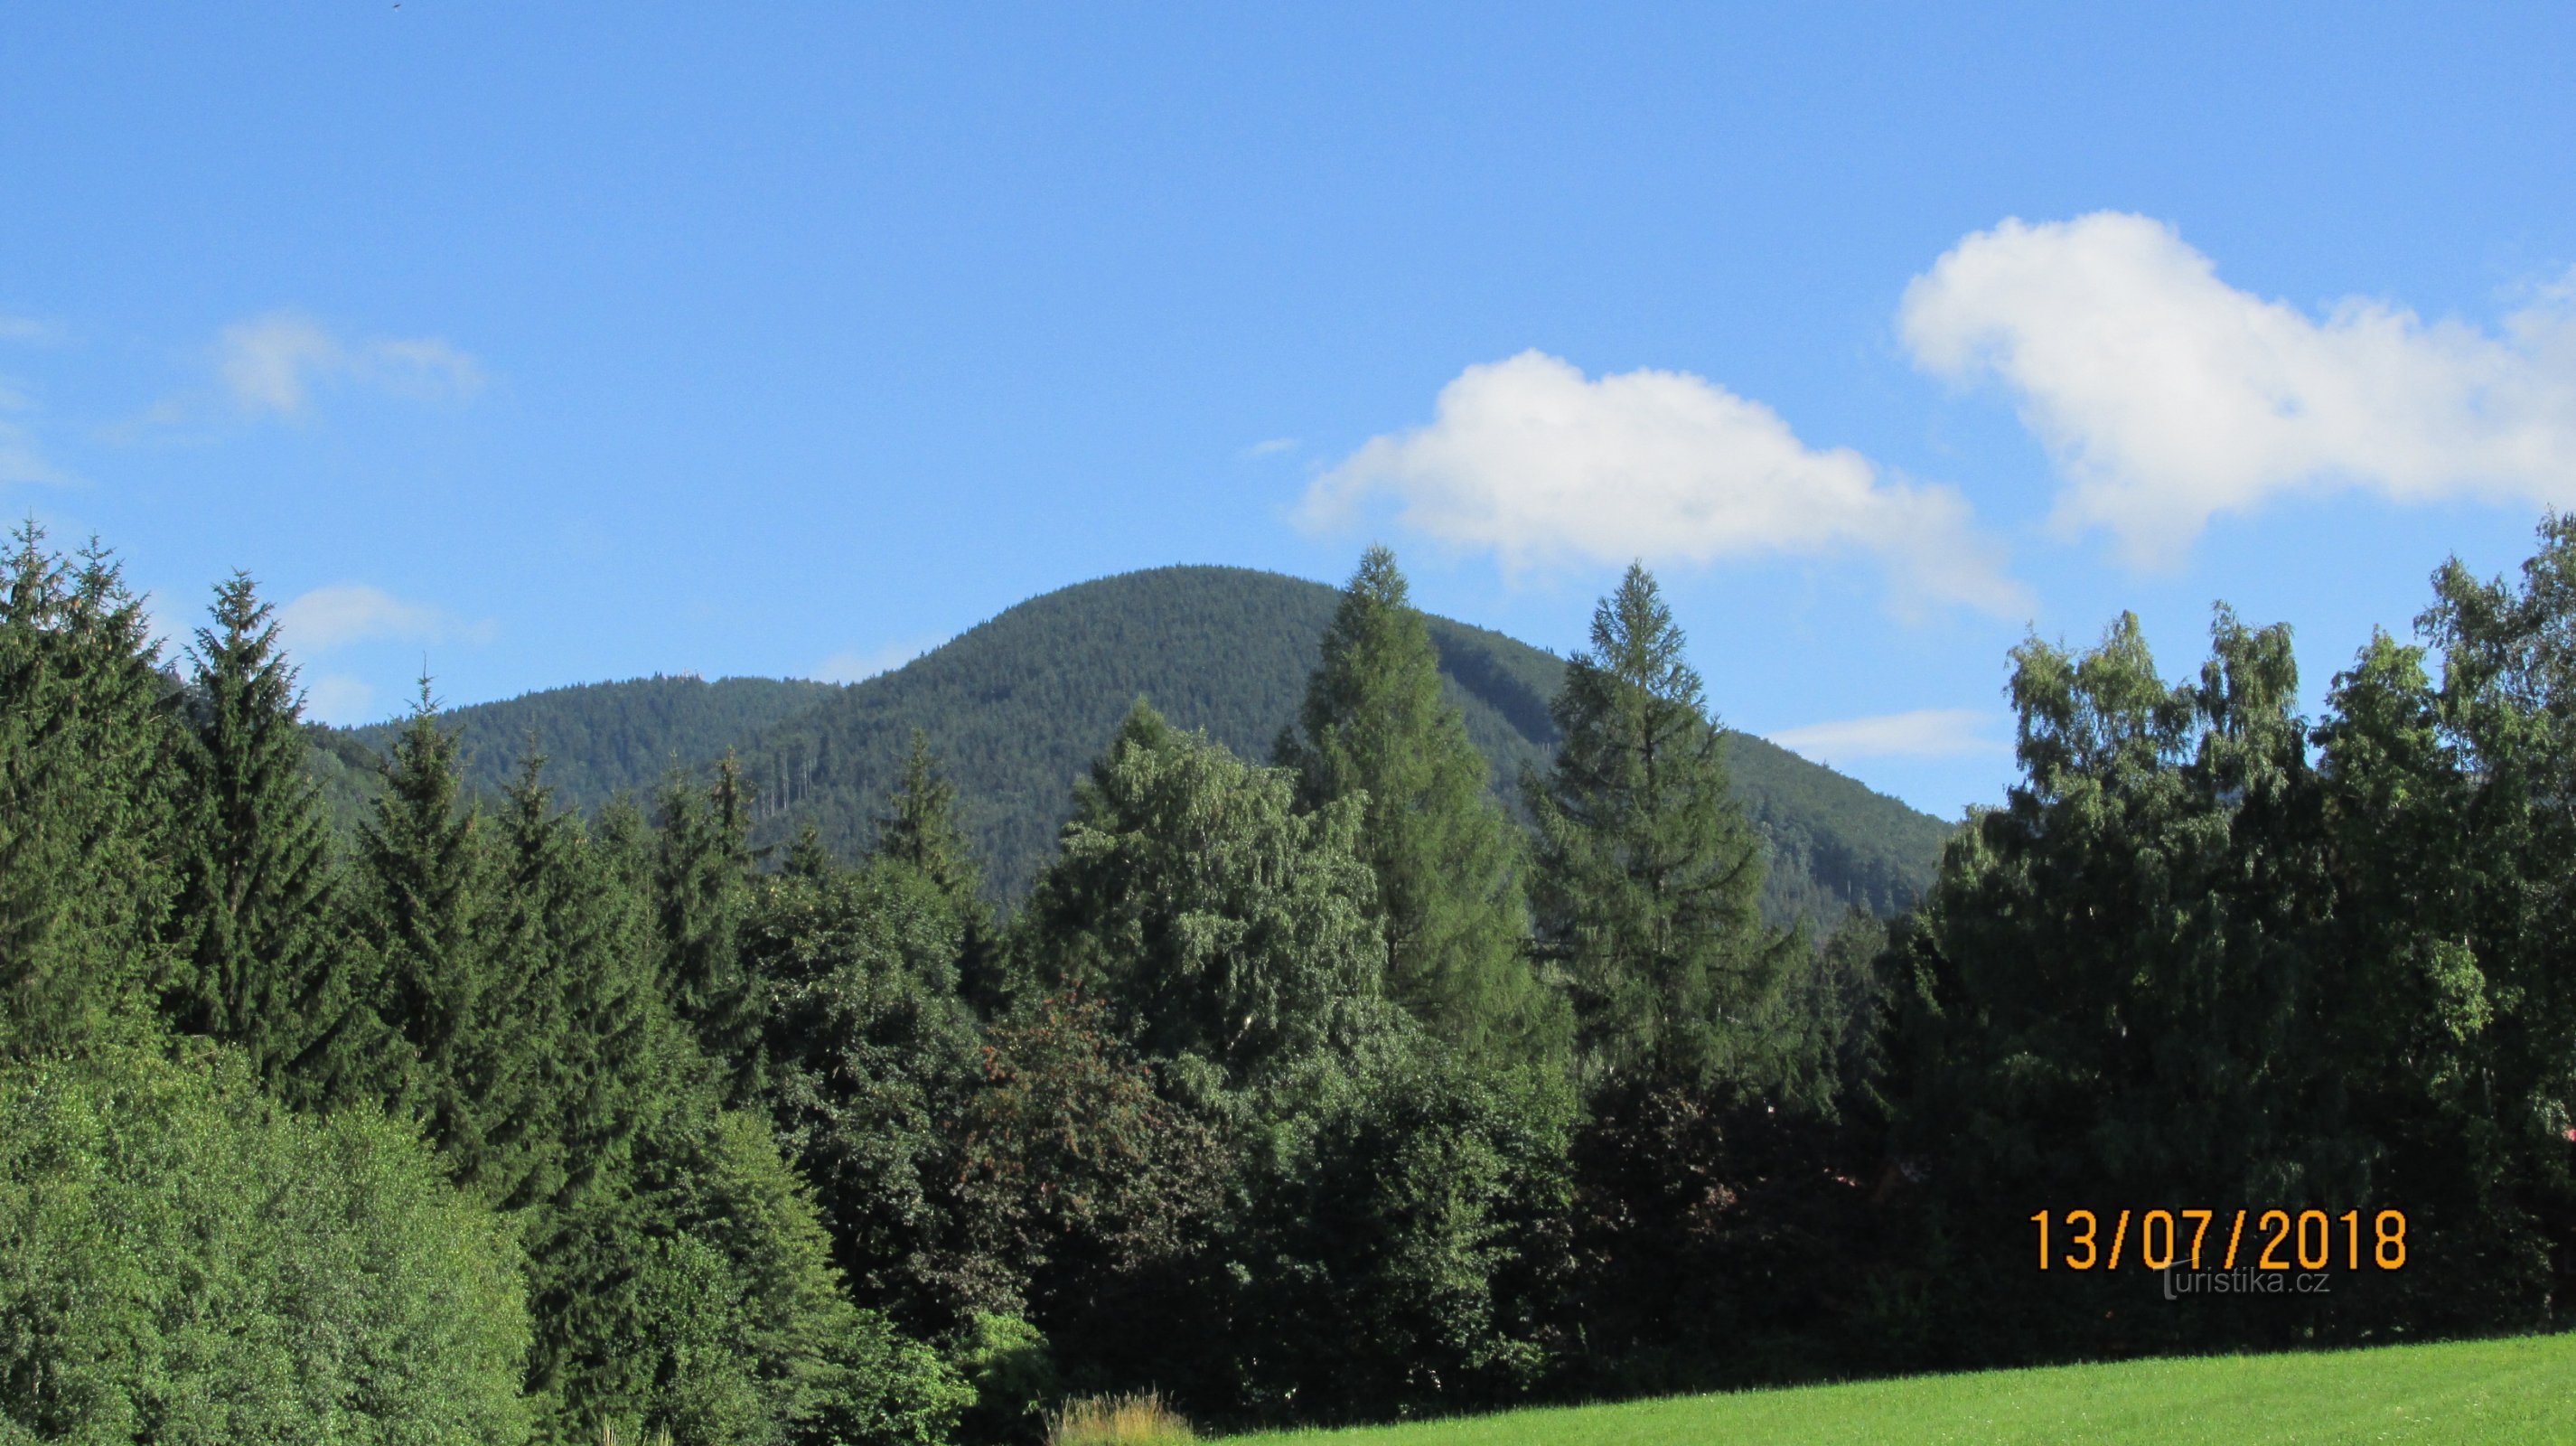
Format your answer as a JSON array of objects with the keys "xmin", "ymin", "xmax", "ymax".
[{"xmin": 3, "ymin": 521, "xmax": 2571, "ymax": 1443}]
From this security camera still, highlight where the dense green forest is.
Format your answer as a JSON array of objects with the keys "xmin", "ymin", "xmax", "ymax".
[
  {"xmin": 305, "ymin": 674, "xmax": 836, "ymax": 832},
  {"xmin": 309, "ymin": 567, "xmax": 1949, "ymax": 925},
  {"xmin": 9, "ymin": 521, "xmax": 2576, "ymax": 1445}
]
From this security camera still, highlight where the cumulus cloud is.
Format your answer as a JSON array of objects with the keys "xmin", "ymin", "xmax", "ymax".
[
  {"xmin": 1900, "ymin": 212, "xmax": 2576, "ymax": 565},
  {"xmin": 810, "ymin": 640, "xmax": 930, "ymax": 685},
  {"xmin": 1305, "ymin": 351, "xmax": 2026, "ymax": 615},
  {"xmin": 217, "ymin": 312, "xmax": 485, "ymax": 418},
  {"xmin": 276, "ymin": 583, "xmax": 492, "ymax": 656},
  {"xmin": 1767, "ymin": 708, "xmax": 2006, "ymax": 764}
]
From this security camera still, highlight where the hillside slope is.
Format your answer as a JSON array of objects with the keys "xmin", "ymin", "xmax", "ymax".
[
  {"xmin": 306, "ymin": 674, "xmax": 836, "ymax": 831},
  {"xmin": 730, "ymin": 566, "xmax": 1952, "ymax": 920},
  {"xmin": 304, "ymin": 567, "xmax": 1953, "ymax": 925}
]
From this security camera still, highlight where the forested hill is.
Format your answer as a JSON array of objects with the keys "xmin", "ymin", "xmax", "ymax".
[
  {"xmin": 307, "ymin": 566, "xmax": 1953, "ymax": 924},
  {"xmin": 730, "ymin": 566, "xmax": 1952, "ymax": 921},
  {"xmin": 304, "ymin": 674, "xmax": 835, "ymax": 829}
]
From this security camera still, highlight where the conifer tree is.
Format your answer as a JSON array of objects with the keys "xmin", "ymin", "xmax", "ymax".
[
  {"xmin": 873, "ymin": 728, "xmax": 984, "ymax": 914},
  {"xmin": 1524, "ymin": 565, "xmax": 1798, "ymax": 1094},
  {"xmin": 0, "ymin": 525, "xmax": 182, "ymax": 1052},
  {"xmin": 654, "ymin": 754, "xmax": 761, "ymax": 1101},
  {"xmin": 1279, "ymin": 546, "xmax": 1559, "ymax": 1060},
  {"xmin": 493, "ymin": 750, "xmax": 669, "ymax": 1205},
  {"xmin": 166, "ymin": 573, "xmax": 392, "ymax": 1108},
  {"xmin": 870, "ymin": 728, "xmax": 1003, "ymax": 1011},
  {"xmin": 358, "ymin": 682, "xmax": 558, "ymax": 1199}
]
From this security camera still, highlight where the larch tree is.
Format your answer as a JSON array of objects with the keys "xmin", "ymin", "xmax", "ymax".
[
  {"xmin": 1524, "ymin": 564, "xmax": 1798, "ymax": 1095},
  {"xmin": 1279, "ymin": 545, "xmax": 1561, "ymax": 1063}
]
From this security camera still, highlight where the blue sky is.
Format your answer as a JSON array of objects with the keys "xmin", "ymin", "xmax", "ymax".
[{"xmin": 5, "ymin": 5, "xmax": 2571, "ymax": 818}]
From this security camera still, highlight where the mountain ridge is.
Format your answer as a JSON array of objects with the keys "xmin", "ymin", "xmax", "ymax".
[{"xmin": 311, "ymin": 565, "xmax": 1954, "ymax": 925}]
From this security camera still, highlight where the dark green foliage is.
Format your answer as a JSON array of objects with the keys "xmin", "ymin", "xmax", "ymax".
[
  {"xmin": 0, "ymin": 1041, "xmax": 533, "ymax": 1445},
  {"xmin": 311, "ymin": 675, "xmax": 836, "ymax": 831},
  {"xmin": 0, "ymin": 526, "xmax": 181, "ymax": 1053},
  {"xmin": 655, "ymin": 756, "xmax": 763, "ymax": 1100},
  {"xmin": 1279, "ymin": 547, "xmax": 1563, "ymax": 1064},
  {"xmin": 165, "ymin": 574, "xmax": 392, "ymax": 1109},
  {"xmin": 1016, "ymin": 702, "xmax": 1386, "ymax": 1090},
  {"xmin": 1560, "ymin": 1080, "xmax": 1887, "ymax": 1397},
  {"xmin": 729, "ymin": 566, "xmax": 1944, "ymax": 919},
  {"xmin": 1525, "ymin": 566, "xmax": 1803, "ymax": 1095},
  {"xmin": 539, "ymin": 1107, "xmax": 970, "ymax": 1446},
  {"xmin": 948, "ymin": 991, "xmax": 1226, "ymax": 1394},
  {"xmin": 1213, "ymin": 1033, "xmax": 1578, "ymax": 1426},
  {"xmin": 875, "ymin": 728, "xmax": 987, "ymax": 915},
  {"xmin": 357, "ymin": 690, "xmax": 575, "ymax": 1207},
  {"xmin": 745, "ymin": 859, "xmax": 984, "ymax": 1331}
]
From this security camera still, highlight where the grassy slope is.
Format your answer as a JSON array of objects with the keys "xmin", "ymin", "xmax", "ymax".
[{"xmin": 1221, "ymin": 1334, "xmax": 2576, "ymax": 1445}]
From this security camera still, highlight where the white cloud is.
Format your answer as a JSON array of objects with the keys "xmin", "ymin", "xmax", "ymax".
[
  {"xmin": 0, "ymin": 315, "xmax": 55, "ymax": 344},
  {"xmin": 810, "ymin": 640, "xmax": 929, "ymax": 685},
  {"xmin": 1305, "ymin": 351, "xmax": 2027, "ymax": 615},
  {"xmin": 1900, "ymin": 212, "xmax": 2576, "ymax": 565},
  {"xmin": 1767, "ymin": 708, "xmax": 2007, "ymax": 764},
  {"xmin": 1245, "ymin": 437, "xmax": 1299, "ymax": 457},
  {"xmin": 276, "ymin": 583, "xmax": 492, "ymax": 656},
  {"xmin": 216, "ymin": 311, "xmax": 485, "ymax": 418},
  {"xmin": 303, "ymin": 674, "xmax": 378, "ymax": 727}
]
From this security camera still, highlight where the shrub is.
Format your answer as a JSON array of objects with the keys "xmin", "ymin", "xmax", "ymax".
[{"xmin": 0, "ymin": 1040, "xmax": 532, "ymax": 1444}]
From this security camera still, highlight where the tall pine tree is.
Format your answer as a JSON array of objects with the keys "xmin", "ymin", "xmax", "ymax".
[
  {"xmin": 1524, "ymin": 564, "xmax": 1798, "ymax": 1094},
  {"xmin": 166, "ymin": 572, "xmax": 394, "ymax": 1108},
  {"xmin": 1279, "ymin": 545, "xmax": 1560, "ymax": 1061}
]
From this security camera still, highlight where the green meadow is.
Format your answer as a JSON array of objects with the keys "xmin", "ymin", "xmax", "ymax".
[{"xmin": 1221, "ymin": 1334, "xmax": 2576, "ymax": 1446}]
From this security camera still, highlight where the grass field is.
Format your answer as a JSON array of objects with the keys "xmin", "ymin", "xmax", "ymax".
[{"xmin": 1218, "ymin": 1333, "xmax": 2576, "ymax": 1445}]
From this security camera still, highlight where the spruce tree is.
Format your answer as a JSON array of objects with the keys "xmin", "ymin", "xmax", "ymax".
[
  {"xmin": 357, "ymin": 681, "xmax": 557, "ymax": 1198},
  {"xmin": 872, "ymin": 728, "xmax": 983, "ymax": 914},
  {"xmin": 166, "ymin": 573, "xmax": 392, "ymax": 1108},
  {"xmin": 0, "ymin": 525, "xmax": 182, "ymax": 1052},
  {"xmin": 1279, "ymin": 545, "xmax": 1559, "ymax": 1060},
  {"xmin": 653, "ymin": 754, "xmax": 761, "ymax": 1101},
  {"xmin": 869, "ymin": 728, "xmax": 1002, "ymax": 1011},
  {"xmin": 1524, "ymin": 564, "xmax": 1797, "ymax": 1094}
]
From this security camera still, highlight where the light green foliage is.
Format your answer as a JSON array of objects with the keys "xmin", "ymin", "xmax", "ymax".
[
  {"xmin": 0, "ymin": 526, "xmax": 180, "ymax": 1053},
  {"xmin": 1212, "ymin": 1332, "xmax": 2576, "ymax": 1445},
  {"xmin": 955, "ymin": 1313, "xmax": 1060, "ymax": 1444},
  {"xmin": 1524, "ymin": 565, "xmax": 1801, "ymax": 1094},
  {"xmin": 1279, "ymin": 547, "xmax": 1563, "ymax": 1065},
  {"xmin": 1019, "ymin": 702, "xmax": 1386, "ymax": 1089},
  {"xmin": 0, "ymin": 1042, "xmax": 532, "ymax": 1445}
]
